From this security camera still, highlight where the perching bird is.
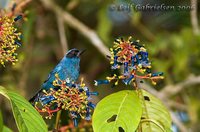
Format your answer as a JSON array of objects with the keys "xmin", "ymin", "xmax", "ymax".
[{"xmin": 29, "ymin": 48, "xmax": 85, "ymax": 103}]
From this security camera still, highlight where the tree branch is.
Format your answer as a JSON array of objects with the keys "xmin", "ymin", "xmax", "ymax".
[
  {"xmin": 160, "ymin": 75, "xmax": 200, "ymax": 98},
  {"xmin": 40, "ymin": 0, "xmax": 110, "ymax": 56},
  {"xmin": 56, "ymin": 14, "xmax": 68, "ymax": 55},
  {"xmin": 190, "ymin": 0, "xmax": 200, "ymax": 35}
]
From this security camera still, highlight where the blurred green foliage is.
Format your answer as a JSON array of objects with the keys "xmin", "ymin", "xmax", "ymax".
[{"xmin": 0, "ymin": 0, "xmax": 200, "ymax": 131}]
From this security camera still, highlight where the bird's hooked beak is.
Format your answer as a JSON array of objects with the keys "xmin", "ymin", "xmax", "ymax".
[{"xmin": 77, "ymin": 49, "xmax": 86, "ymax": 57}]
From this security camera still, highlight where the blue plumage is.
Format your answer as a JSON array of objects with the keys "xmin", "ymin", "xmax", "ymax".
[
  {"xmin": 42, "ymin": 55, "xmax": 80, "ymax": 90},
  {"xmin": 30, "ymin": 48, "xmax": 85, "ymax": 103}
]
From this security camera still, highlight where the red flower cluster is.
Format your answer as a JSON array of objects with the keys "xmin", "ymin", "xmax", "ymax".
[
  {"xmin": 95, "ymin": 36, "xmax": 164, "ymax": 88},
  {"xmin": 0, "ymin": 13, "xmax": 22, "ymax": 66},
  {"xmin": 34, "ymin": 74, "xmax": 98, "ymax": 127}
]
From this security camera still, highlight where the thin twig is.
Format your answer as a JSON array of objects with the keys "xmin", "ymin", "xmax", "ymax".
[
  {"xmin": 40, "ymin": 0, "xmax": 110, "ymax": 56},
  {"xmin": 67, "ymin": 0, "xmax": 79, "ymax": 11},
  {"xmin": 54, "ymin": 111, "xmax": 62, "ymax": 131},
  {"xmin": 8, "ymin": 0, "xmax": 31, "ymax": 16},
  {"xmin": 15, "ymin": 0, "xmax": 31, "ymax": 11},
  {"xmin": 166, "ymin": 101, "xmax": 187, "ymax": 111},
  {"xmin": 56, "ymin": 14, "xmax": 68, "ymax": 54},
  {"xmin": 190, "ymin": 0, "xmax": 199, "ymax": 35}
]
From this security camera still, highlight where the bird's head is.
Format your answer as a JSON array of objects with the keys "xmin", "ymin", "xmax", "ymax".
[{"xmin": 65, "ymin": 48, "xmax": 86, "ymax": 58}]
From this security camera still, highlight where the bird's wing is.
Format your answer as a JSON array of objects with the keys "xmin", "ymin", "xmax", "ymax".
[{"xmin": 30, "ymin": 65, "xmax": 62, "ymax": 103}]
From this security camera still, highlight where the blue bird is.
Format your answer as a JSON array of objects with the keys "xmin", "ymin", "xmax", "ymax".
[{"xmin": 29, "ymin": 48, "xmax": 85, "ymax": 104}]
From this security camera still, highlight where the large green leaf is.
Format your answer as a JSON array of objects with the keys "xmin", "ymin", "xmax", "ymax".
[
  {"xmin": 136, "ymin": 89, "xmax": 172, "ymax": 132},
  {"xmin": 0, "ymin": 86, "xmax": 48, "ymax": 132},
  {"xmin": 2, "ymin": 126, "xmax": 13, "ymax": 132},
  {"xmin": 92, "ymin": 90, "xmax": 142, "ymax": 132}
]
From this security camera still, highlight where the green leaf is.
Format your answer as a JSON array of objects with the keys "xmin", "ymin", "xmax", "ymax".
[
  {"xmin": 2, "ymin": 126, "xmax": 13, "ymax": 132},
  {"xmin": 137, "ymin": 89, "xmax": 172, "ymax": 132},
  {"xmin": 92, "ymin": 90, "xmax": 142, "ymax": 132},
  {"xmin": 0, "ymin": 86, "xmax": 48, "ymax": 132}
]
